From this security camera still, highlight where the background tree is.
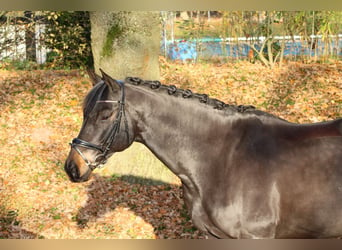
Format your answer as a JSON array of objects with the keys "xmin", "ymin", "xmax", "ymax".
[
  {"xmin": 24, "ymin": 11, "xmax": 36, "ymax": 62},
  {"xmin": 316, "ymin": 11, "xmax": 342, "ymax": 60},
  {"xmin": 90, "ymin": 11, "xmax": 160, "ymax": 79},
  {"xmin": 44, "ymin": 11, "xmax": 93, "ymax": 69},
  {"xmin": 90, "ymin": 11, "xmax": 178, "ymax": 184}
]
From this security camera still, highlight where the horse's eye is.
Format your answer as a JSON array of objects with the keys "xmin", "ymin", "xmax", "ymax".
[
  {"xmin": 100, "ymin": 111, "xmax": 113, "ymax": 121},
  {"xmin": 101, "ymin": 115, "xmax": 110, "ymax": 121}
]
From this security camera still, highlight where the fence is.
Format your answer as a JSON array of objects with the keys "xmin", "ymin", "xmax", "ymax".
[
  {"xmin": 1, "ymin": 24, "xmax": 341, "ymax": 65},
  {"xmin": 163, "ymin": 35, "xmax": 342, "ymax": 62}
]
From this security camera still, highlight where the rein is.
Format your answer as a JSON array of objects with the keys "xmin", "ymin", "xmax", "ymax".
[{"xmin": 70, "ymin": 80, "xmax": 129, "ymax": 170}]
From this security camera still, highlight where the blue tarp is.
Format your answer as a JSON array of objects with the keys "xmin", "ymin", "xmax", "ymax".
[{"xmin": 163, "ymin": 38, "xmax": 342, "ymax": 61}]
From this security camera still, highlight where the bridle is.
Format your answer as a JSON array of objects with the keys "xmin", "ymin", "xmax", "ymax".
[{"xmin": 70, "ymin": 80, "xmax": 129, "ymax": 170}]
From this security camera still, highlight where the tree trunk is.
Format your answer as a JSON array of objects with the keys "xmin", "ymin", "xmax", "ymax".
[
  {"xmin": 89, "ymin": 11, "xmax": 179, "ymax": 185},
  {"xmin": 90, "ymin": 11, "xmax": 160, "ymax": 80},
  {"xmin": 24, "ymin": 11, "xmax": 36, "ymax": 62}
]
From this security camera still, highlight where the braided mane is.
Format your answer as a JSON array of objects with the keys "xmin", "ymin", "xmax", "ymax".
[{"xmin": 125, "ymin": 77, "xmax": 259, "ymax": 115}]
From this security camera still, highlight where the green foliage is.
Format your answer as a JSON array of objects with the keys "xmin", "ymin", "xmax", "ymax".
[{"xmin": 44, "ymin": 11, "xmax": 93, "ymax": 69}]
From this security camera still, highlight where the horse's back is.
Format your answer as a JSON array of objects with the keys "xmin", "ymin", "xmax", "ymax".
[{"xmin": 275, "ymin": 117, "xmax": 342, "ymax": 141}]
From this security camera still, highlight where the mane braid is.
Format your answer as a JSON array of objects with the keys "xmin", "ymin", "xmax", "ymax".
[{"xmin": 125, "ymin": 77, "xmax": 258, "ymax": 115}]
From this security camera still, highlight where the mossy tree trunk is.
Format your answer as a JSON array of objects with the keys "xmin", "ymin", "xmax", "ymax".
[
  {"xmin": 89, "ymin": 11, "xmax": 179, "ymax": 185},
  {"xmin": 90, "ymin": 11, "xmax": 160, "ymax": 80}
]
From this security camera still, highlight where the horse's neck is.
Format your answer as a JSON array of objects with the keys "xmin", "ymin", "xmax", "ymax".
[{"xmin": 127, "ymin": 85, "xmax": 227, "ymax": 175}]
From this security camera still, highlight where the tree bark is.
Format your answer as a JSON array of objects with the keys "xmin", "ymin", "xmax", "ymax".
[
  {"xmin": 90, "ymin": 11, "xmax": 160, "ymax": 80},
  {"xmin": 89, "ymin": 11, "xmax": 178, "ymax": 185},
  {"xmin": 24, "ymin": 11, "xmax": 36, "ymax": 62}
]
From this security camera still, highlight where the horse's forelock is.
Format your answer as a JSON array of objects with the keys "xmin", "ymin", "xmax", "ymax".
[{"xmin": 83, "ymin": 82, "xmax": 107, "ymax": 117}]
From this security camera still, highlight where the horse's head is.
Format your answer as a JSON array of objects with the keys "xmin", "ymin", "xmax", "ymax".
[{"xmin": 64, "ymin": 69, "xmax": 134, "ymax": 182}]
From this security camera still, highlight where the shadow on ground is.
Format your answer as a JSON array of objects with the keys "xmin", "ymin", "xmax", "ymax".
[
  {"xmin": 0, "ymin": 210, "xmax": 42, "ymax": 239},
  {"xmin": 76, "ymin": 174, "xmax": 206, "ymax": 239}
]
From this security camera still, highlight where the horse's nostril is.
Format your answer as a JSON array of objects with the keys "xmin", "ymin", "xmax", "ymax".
[
  {"xmin": 64, "ymin": 161, "xmax": 80, "ymax": 182},
  {"xmin": 64, "ymin": 159, "xmax": 92, "ymax": 183}
]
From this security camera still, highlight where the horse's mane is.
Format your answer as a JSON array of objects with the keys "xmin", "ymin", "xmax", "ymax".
[
  {"xmin": 125, "ymin": 77, "xmax": 276, "ymax": 118},
  {"xmin": 83, "ymin": 76, "xmax": 278, "ymax": 119}
]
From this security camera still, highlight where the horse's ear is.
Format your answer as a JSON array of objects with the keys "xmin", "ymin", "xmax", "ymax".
[
  {"xmin": 99, "ymin": 69, "xmax": 120, "ymax": 92},
  {"xmin": 87, "ymin": 68, "xmax": 102, "ymax": 86}
]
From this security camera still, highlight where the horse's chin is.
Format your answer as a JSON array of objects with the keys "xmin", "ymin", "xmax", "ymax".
[{"xmin": 73, "ymin": 170, "xmax": 92, "ymax": 183}]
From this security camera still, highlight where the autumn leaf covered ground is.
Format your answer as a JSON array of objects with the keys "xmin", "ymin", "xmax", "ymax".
[{"xmin": 0, "ymin": 59, "xmax": 341, "ymax": 239}]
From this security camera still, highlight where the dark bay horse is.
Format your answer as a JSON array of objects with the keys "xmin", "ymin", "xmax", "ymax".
[{"xmin": 64, "ymin": 69, "xmax": 342, "ymax": 238}]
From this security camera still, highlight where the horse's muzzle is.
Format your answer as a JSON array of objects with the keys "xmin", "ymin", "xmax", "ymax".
[{"xmin": 64, "ymin": 160, "xmax": 92, "ymax": 183}]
